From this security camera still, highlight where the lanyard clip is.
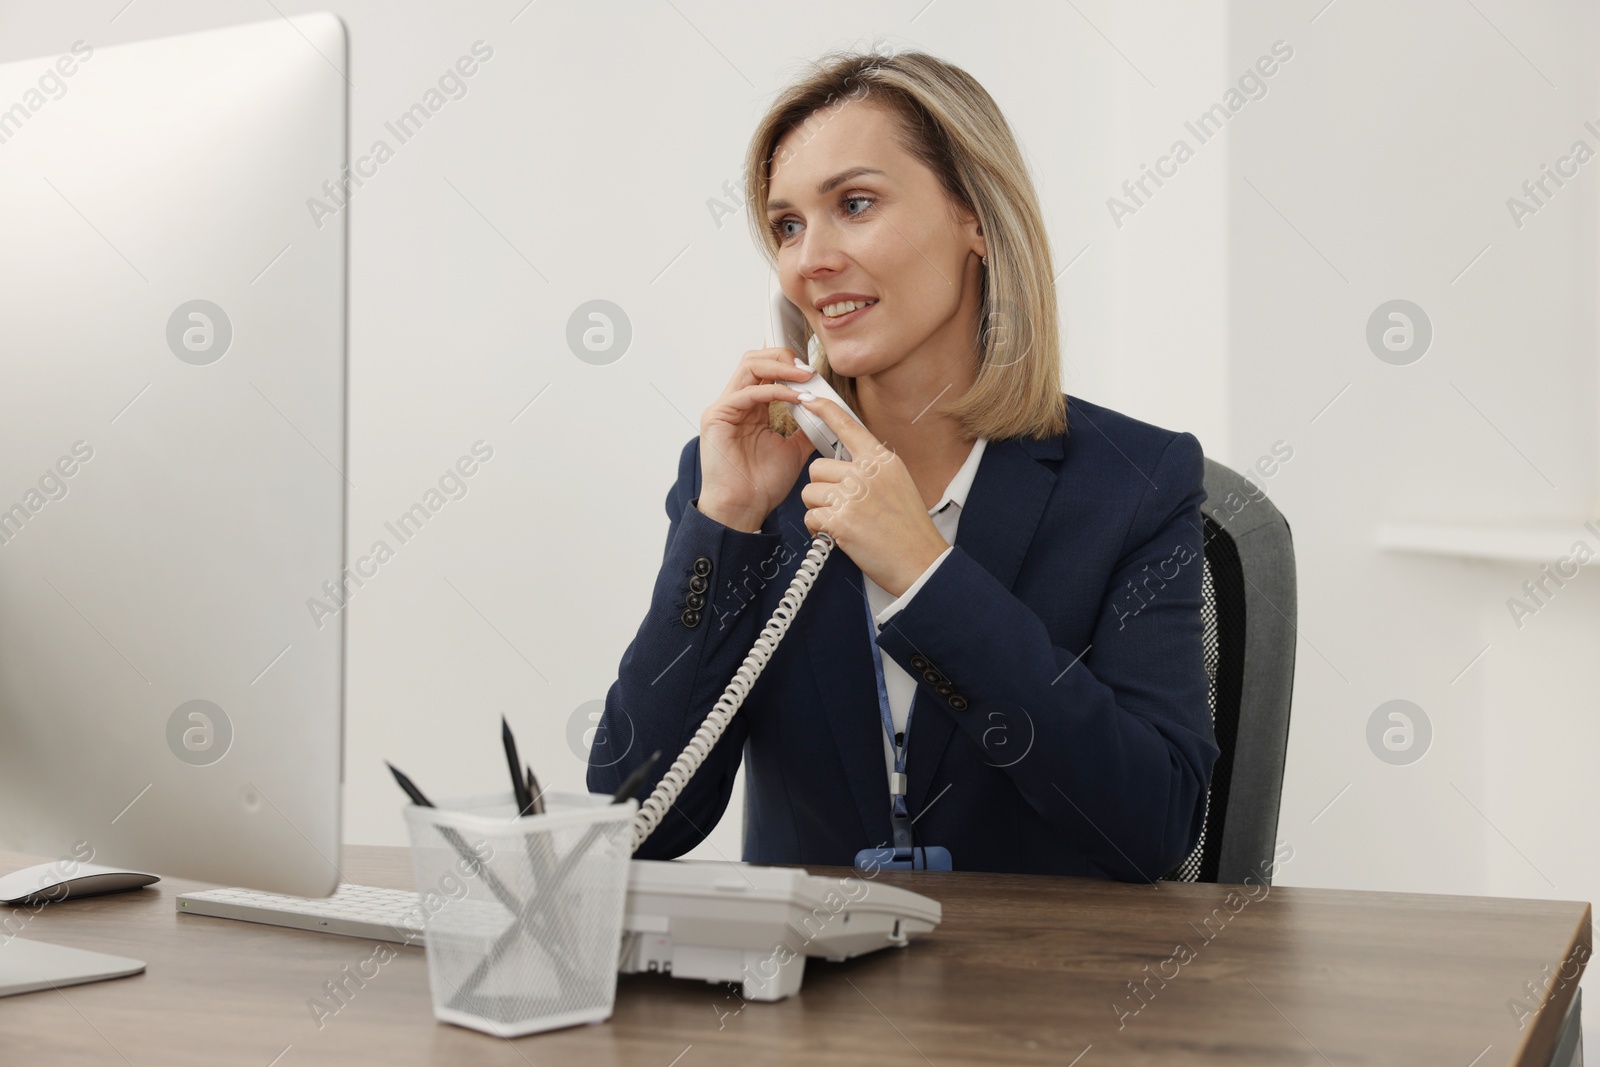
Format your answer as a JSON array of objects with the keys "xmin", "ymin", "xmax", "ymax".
[{"xmin": 889, "ymin": 771, "xmax": 908, "ymax": 797}]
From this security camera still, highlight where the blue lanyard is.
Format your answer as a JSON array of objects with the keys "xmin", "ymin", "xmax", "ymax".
[{"xmin": 862, "ymin": 582, "xmax": 914, "ymax": 848}]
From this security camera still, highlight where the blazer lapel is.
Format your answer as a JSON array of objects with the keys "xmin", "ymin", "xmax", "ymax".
[
  {"xmin": 905, "ymin": 434, "xmax": 1061, "ymax": 814},
  {"xmin": 783, "ymin": 431, "xmax": 1064, "ymax": 848},
  {"xmin": 798, "ymin": 538, "xmax": 890, "ymax": 847}
]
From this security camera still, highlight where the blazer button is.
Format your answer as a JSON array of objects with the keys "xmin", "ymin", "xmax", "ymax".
[
  {"xmin": 948, "ymin": 694, "xmax": 968, "ymax": 711},
  {"xmin": 693, "ymin": 557, "xmax": 712, "ymax": 577},
  {"xmin": 910, "ymin": 655, "xmax": 930, "ymax": 672},
  {"xmin": 686, "ymin": 592, "xmax": 706, "ymax": 610},
  {"xmin": 689, "ymin": 574, "xmax": 708, "ymax": 594},
  {"xmin": 681, "ymin": 608, "xmax": 701, "ymax": 628},
  {"xmin": 921, "ymin": 669, "xmax": 943, "ymax": 686},
  {"xmin": 935, "ymin": 682, "xmax": 953, "ymax": 697}
]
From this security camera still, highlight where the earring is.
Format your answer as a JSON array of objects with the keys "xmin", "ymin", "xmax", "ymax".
[{"xmin": 981, "ymin": 255, "xmax": 988, "ymax": 267}]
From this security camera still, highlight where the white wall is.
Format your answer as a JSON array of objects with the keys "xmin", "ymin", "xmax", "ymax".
[
  {"xmin": 1105, "ymin": 1, "xmax": 1232, "ymax": 458},
  {"xmin": 1226, "ymin": 0, "xmax": 1598, "ymax": 1051}
]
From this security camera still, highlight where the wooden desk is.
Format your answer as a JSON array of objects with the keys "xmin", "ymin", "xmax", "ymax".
[{"xmin": 0, "ymin": 846, "xmax": 1588, "ymax": 1065}]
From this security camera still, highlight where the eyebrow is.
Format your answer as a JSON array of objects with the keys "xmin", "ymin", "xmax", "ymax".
[{"xmin": 766, "ymin": 166, "xmax": 886, "ymax": 212}]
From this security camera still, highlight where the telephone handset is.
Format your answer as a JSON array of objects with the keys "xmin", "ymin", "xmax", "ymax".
[
  {"xmin": 770, "ymin": 290, "xmax": 857, "ymax": 462},
  {"xmin": 627, "ymin": 292, "xmax": 947, "ymax": 870}
]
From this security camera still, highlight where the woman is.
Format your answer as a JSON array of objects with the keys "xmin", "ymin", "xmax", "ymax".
[{"xmin": 588, "ymin": 50, "xmax": 1217, "ymax": 881}]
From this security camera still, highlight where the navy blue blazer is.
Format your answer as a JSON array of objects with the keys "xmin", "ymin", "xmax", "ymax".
[{"xmin": 587, "ymin": 394, "xmax": 1218, "ymax": 881}]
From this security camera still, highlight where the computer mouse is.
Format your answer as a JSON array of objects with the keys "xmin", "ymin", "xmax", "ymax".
[{"xmin": 0, "ymin": 862, "xmax": 160, "ymax": 906}]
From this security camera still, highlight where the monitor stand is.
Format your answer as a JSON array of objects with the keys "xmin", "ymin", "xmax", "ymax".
[{"xmin": 0, "ymin": 938, "xmax": 145, "ymax": 998}]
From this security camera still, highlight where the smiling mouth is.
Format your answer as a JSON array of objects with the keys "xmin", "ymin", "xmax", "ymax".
[{"xmin": 818, "ymin": 299, "xmax": 878, "ymax": 329}]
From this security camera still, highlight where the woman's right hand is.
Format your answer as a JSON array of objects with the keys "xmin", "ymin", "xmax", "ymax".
[{"xmin": 696, "ymin": 347, "xmax": 820, "ymax": 533}]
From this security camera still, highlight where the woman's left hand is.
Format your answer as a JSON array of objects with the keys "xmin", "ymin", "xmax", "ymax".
[{"xmin": 797, "ymin": 395, "xmax": 951, "ymax": 598}]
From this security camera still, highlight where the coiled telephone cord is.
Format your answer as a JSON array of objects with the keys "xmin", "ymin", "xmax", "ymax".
[{"xmin": 630, "ymin": 531, "xmax": 836, "ymax": 853}]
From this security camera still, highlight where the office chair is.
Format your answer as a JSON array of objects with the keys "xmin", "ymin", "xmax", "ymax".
[{"xmin": 1162, "ymin": 457, "xmax": 1297, "ymax": 885}]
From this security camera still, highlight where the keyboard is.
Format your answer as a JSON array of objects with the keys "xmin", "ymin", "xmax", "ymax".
[{"xmin": 177, "ymin": 884, "xmax": 427, "ymax": 945}]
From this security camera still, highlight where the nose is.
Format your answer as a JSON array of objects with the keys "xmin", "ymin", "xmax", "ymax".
[{"xmin": 794, "ymin": 223, "xmax": 849, "ymax": 283}]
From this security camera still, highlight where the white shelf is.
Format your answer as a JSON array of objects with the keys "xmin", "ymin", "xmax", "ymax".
[{"xmin": 1376, "ymin": 520, "xmax": 1600, "ymax": 565}]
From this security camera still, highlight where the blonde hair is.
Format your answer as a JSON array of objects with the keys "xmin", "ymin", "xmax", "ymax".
[{"xmin": 745, "ymin": 49, "xmax": 1065, "ymax": 441}]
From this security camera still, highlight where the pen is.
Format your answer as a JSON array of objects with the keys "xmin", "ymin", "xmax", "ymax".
[
  {"xmin": 501, "ymin": 722, "xmax": 559, "ymax": 952},
  {"xmin": 501, "ymin": 715, "xmax": 534, "ymax": 816},
  {"xmin": 386, "ymin": 761, "xmax": 433, "ymax": 808}
]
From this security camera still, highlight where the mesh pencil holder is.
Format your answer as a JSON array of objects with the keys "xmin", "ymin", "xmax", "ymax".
[{"xmin": 402, "ymin": 790, "xmax": 636, "ymax": 1037}]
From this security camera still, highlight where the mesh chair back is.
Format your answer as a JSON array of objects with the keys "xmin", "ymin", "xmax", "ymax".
[{"xmin": 1163, "ymin": 458, "xmax": 1296, "ymax": 884}]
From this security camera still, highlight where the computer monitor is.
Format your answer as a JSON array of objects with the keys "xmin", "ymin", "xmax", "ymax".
[{"xmin": 0, "ymin": 13, "xmax": 349, "ymax": 899}]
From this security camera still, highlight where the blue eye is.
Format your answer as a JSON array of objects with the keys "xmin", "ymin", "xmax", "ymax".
[{"xmin": 771, "ymin": 194, "xmax": 875, "ymax": 242}]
